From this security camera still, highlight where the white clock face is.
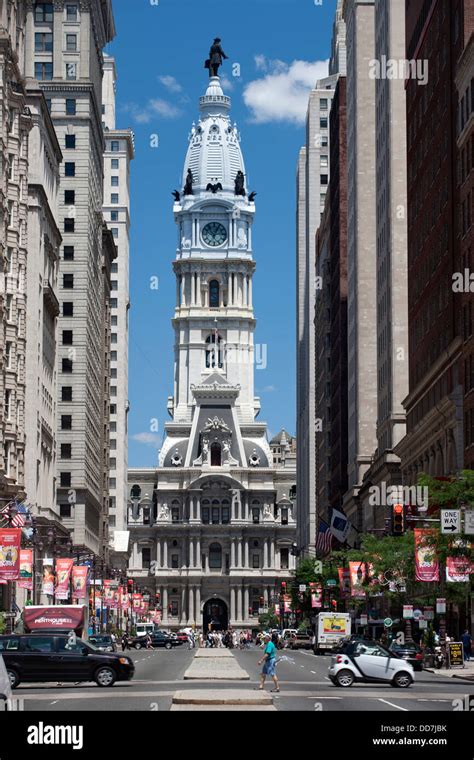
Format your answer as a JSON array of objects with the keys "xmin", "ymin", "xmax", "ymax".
[{"xmin": 202, "ymin": 222, "xmax": 227, "ymax": 247}]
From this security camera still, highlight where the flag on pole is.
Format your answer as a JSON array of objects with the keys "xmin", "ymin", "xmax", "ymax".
[
  {"xmin": 11, "ymin": 501, "xmax": 28, "ymax": 528},
  {"xmin": 329, "ymin": 507, "xmax": 351, "ymax": 543},
  {"xmin": 316, "ymin": 520, "xmax": 333, "ymax": 556}
]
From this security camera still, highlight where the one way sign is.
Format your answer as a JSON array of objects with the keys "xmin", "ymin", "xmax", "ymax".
[{"xmin": 441, "ymin": 510, "xmax": 461, "ymax": 534}]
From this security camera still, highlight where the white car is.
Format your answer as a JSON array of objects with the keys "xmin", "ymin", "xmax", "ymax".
[{"xmin": 328, "ymin": 639, "xmax": 415, "ymax": 688}]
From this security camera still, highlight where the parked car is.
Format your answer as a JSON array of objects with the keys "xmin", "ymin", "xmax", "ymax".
[
  {"xmin": 130, "ymin": 632, "xmax": 181, "ymax": 650},
  {"xmin": 88, "ymin": 635, "xmax": 117, "ymax": 653},
  {"xmin": 328, "ymin": 639, "xmax": 414, "ymax": 688},
  {"xmin": 174, "ymin": 632, "xmax": 189, "ymax": 644},
  {"xmin": 287, "ymin": 633, "xmax": 313, "ymax": 650},
  {"xmin": 388, "ymin": 641, "xmax": 424, "ymax": 672},
  {"xmin": 0, "ymin": 634, "xmax": 135, "ymax": 688}
]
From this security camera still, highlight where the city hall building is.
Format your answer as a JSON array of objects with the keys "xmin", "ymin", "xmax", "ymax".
[{"xmin": 127, "ymin": 73, "xmax": 297, "ymax": 631}]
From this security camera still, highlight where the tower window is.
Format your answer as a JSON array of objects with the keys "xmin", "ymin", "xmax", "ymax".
[
  {"xmin": 211, "ymin": 442, "xmax": 221, "ymax": 467},
  {"xmin": 209, "ymin": 543, "xmax": 222, "ymax": 569},
  {"xmin": 205, "ymin": 334, "xmax": 223, "ymax": 369},
  {"xmin": 209, "ymin": 279, "xmax": 220, "ymax": 307}
]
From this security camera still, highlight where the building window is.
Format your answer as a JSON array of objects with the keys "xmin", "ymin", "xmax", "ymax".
[
  {"xmin": 65, "ymin": 162, "xmax": 75, "ymax": 177},
  {"xmin": 210, "ymin": 442, "xmax": 221, "ymax": 467},
  {"xmin": 64, "ymin": 218, "xmax": 75, "ymax": 233},
  {"xmin": 63, "ymin": 302, "xmax": 73, "ymax": 317},
  {"xmin": 62, "ymin": 386, "xmax": 72, "ymax": 402},
  {"xmin": 5, "ymin": 342, "xmax": 12, "ymax": 369},
  {"xmin": 281, "ymin": 508, "xmax": 288, "ymax": 525},
  {"xmin": 62, "ymin": 358, "xmax": 73, "ymax": 373},
  {"xmin": 252, "ymin": 508, "xmax": 260, "ymax": 524},
  {"xmin": 61, "ymin": 415, "xmax": 72, "ymax": 431},
  {"xmin": 61, "ymin": 444, "xmax": 72, "ymax": 459},
  {"xmin": 205, "ymin": 334, "xmax": 223, "ymax": 369},
  {"xmin": 172, "ymin": 507, "xmax": 180, "ymax": 522},
  {"xmin": 35, "ymin": 32, "xmax": 53, "ymax": 52},
  {"xmin": 4, "ymin": 390, "xmax": 11, "ymax": 421},
  {"xmin": 66, "ymin": 99, "xmax": 76, "ymax": 116},
  {"xmin": 111, "ymin": 211, "xmax": 119, "ymax": 222},
  {"xmin": 111, "ymin": 159, "xmax": 119, "ymax": 169},
  {"xmin": 321, "ymin": 135, "xmax": 328, "ymax": 147},
  {"xmin": 209, "ymin": 543, "xmax": 222, "ymax": 569},
  {"xmin": 320, "ymin": 174, "xmax": 328, "ymax": 186},
  {"xmin": 111, "ymin": 141, "xmax": 120, "ymax": 152},
  {"xmin": 66, "ymin": 63, "xmax": 77, "ymax": 81},
  {"xmin": 280, "ymin": 548, "xmax": 289, "ymax": 570},
  {"xmin": 6, "ymin": 295, "xmax": 13, "ymax": 322},
  {"xmin": 35, "ymin": 62, "xmax": 53, "ymax": 81},
  {"xmin": 221, "ymin": 506, "xmax": 230, "ymax": 524},
  {"xmin": 320, "ymin": 155, "xmax": 328, "ymax": 168},
  {"xmin": 111, "ymin": 228, "xmax": 119, "ymax": 238},
  {"xmin": 111, "ymin": 176, "xmax": 119, "ymax": 187},
  {"xmin": 252, "ymin": 554, "xmax": 260, "ymax": 569},
  {"xmin": 320, "ymin": 98, "xmax": 328, "ymax": 110},
  {"xmin": 169, "ymin": 600, "xmax": 178, "ymax": 617},
  {"xmin": 62, "ymin": 331, "xmax": 73, "ymax": 346},
  {"xmin": 65, "ymin": 134, "xmax": 76, "ymax": 149},
  {"xmin": 66, "ymin": 34, "xmax": 77, "ymax": 51},
  {"xmin": 63, "ymin": 273, "xmax": 74, "ymax": 289},
  {"xmin": 60, "ymin": 503, "xmax": 71, "ymax": 518},
  {"xmin": 35, "ymin": 3, "xmax": 54, "ymax": 22},
  {"xmin": 142, "ymin": 548, "xmax": 151, "ymax": 570},
  {"xmin": 171, "ymin": 554, "xmax": 179, "ymax": 569},
  {"xmin": 320, "ymin": 116, "xmax": 328, "ymax": 129},
  {"xmin": 111, "ymin": 194, "xmax": 119, "ymax": 204},
  {"xmin": 202, "ymin": 507, "xmax": 210, "ymax": 524},
  {"xmin": 209, "ymin": 279, "xmax": 220, "ymax": 307},
  {"xmin": 63, "ymin": 246, "xmax": 74, "ymax": 261},
  {"xmin": 66, "ymin": 4, "xmax": 78, "ymax": 21}
]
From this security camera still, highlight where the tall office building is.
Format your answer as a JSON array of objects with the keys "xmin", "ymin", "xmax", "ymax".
[
  {"xmin": 396, "ymin": 0, "xmax": 472, "ymax": 482},
  {"xmin": 296, "ymin": 1, "xmax": 346, "ymax": 554},
  {"xmin": 341, "ymin": 0, "xmax": 377, "ymax": 528},
  {"xmin": 24, "ymin": 0, "xmax": 116, "ymax": 555},
  {"xmin": 102, "ymin": 55, "xmax": 134, "ymax": 552}
]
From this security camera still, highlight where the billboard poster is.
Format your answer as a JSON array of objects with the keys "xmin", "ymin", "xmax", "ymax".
[
  {"xmin": 321, "ymin": 615, "xmax": 349, "ymax": 635},
  {"xmin": 104, "ymin": 580, "xmax": 117, "ymax": 608},
  {"xmin": 414, "ymin": 529, "xmax": 439, "ymax": 582},
  {"xmin": 0, "ymin": 528, "xmax": 21, "ymax": 581},
  {"xmin": 41, "ymin": 559, "xmax": 55, "ymax": 596},
  {"xmin": 338, "ymin": 567, "xmax": 351, "ymax": 597},
  {"xmin": 17, "ymin": 549, "xmax": 33, "ymax": 590},
  {"xmin": 446, "ymin": 556, "xmax": 474, "ymax": 583},
  {"xmin": 55, "ymin": 558, "xmax": 74, "ymax": 600},
  {"xmin": 72, "ymin": 566, "xmax": 88, "ymax": 599},
  {"xmin": 349, "ymin": 561, "xmax": 366, "ymax": 597}
]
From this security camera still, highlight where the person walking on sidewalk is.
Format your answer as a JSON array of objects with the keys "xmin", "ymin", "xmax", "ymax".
[
  {"xmin": 256, "ymin": 633, "xmax": 280, "ymax": 692},
  {"xmin": 462, "ymin": 629, "xmax": 472, "ymax": 661}
]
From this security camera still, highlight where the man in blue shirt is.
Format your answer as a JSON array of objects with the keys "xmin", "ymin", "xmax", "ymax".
[{"xmin": 257, "ymin": 633, "xmax": 280, "ymax": 692}]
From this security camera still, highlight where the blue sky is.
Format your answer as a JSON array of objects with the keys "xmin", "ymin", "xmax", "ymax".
[{"xmin": 107, "ymin": 0, "xmax": 337, "ymax": 467}]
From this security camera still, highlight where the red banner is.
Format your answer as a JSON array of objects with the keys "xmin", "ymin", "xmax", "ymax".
[
  {"xmin": 72, "ymin": 566, "xmax": 88, "ymax": 599},
  {"xmin": 309, "ymin": 582, "xmax": 322, "ymax": 608},
  {"xmin": 23, "ymin": 605, "xmax": 85, "ymax": 633},
  {"xmin": 120, "ymin": 587, "xmax": 130, "ymax": 610},
  {"xmin": 414, "ymin": 529, "xmax": 439, "ymax": 582},
  {"xmin": 42, "ymin": 560, "xmax": 55, "ymax": 596},
  {"xmin": 0, "ymin": 529, "xmax": 21, "ymax": 580},
  {"xmin": 349, "ymin": 561, "xmax": 366, "ymax": 597},
  {"xmin": 338, "ymin": 567, "xmax": 351, "ymax": 597},
  {"xmin": 17, "ymin": 548, "xmax": 33, "ymax": 590},
  {"xmin": 103, "ymin": 580, "xmax": 118, "ymax": 608},
  {"xmin": 132, "ymin": 593, "xmax": 142, "ymax": 611},
  {"xmin": 55, "ymin": 558, "xmax": 74, "ymax": 599},
  {"xmin": 446, "ymin": 556, "xmax": 474, "ymax": 582}
]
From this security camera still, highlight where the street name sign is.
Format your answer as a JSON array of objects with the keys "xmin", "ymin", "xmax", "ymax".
[
  {"xmin": 441, "ymin": 509, "xmax": 461, "ymax": 534},
  {"xmin": 464, "ymin": 511, "xmax": 474, "ymax": 535}
]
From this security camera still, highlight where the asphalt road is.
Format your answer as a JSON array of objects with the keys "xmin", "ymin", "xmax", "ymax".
[{"xmin": 8, "ymin": 645, "xmax": 473, "ymax": 712}]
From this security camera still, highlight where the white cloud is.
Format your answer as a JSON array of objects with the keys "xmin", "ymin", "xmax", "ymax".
[
  {"xmin": 263, "ymin": 385, "xmax": 276, "ymax": 393},
  {"xmin": 131, "ymin": 432, "xmax": 162, "ymax": 448},
  {"xmin": 219, "ymin": 74, "xmax": 234, "ymax": 92},
  {"xmin": 244, "ymin": 57, "xmax": 330, "ymax": 125},
  {"xmin": 159, "ymin": 75, "xmax": 183, "ymax": 93},
  {"xmin": 121, "ymin": 99, "xmax": 183, "ymax": 124}
]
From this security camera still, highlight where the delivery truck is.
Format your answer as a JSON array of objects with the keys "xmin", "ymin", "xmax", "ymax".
[{"xmin": 313, "ymin": 612, "xmax": 351, "ymax": 654}]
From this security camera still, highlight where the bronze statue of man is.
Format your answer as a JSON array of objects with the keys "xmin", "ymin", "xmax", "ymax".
[{"xmin": 204, "ymin": 38, "xmax": 228, "ymax": 78}]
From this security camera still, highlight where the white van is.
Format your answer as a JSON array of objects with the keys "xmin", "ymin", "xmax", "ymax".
[{"xmin": 136, "ymin": 623, "xmax": 155, "ymax": 638}]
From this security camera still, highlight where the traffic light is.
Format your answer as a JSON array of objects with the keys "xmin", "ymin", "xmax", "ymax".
[
  {"xmin": 127, "ymin": 579, "xmax": 134, "ymax": 594},
  {"xmin": 391, "ymin": 503, "xmax": 406, "ymax": 536},
  {"xmin": 281, "ymin": 581, "xmax": 286, "ymax": 592},
  {"xmin": 331, "ymin": 599, "xmax": 337, "ymax": 611}
]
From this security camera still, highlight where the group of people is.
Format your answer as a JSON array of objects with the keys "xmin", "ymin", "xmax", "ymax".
[{"xmin": 197, "ymin": 629, "xmax": 252, "ymax": 649}]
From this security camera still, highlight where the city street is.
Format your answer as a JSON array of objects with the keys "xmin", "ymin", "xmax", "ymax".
[{"xmin": 9, "ymin": 646, "xmax": 474, "ymax": 712}]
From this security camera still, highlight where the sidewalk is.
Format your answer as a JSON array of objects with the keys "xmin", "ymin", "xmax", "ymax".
[
  {"xmin": 183, "ymin": 647, "xmax": 250, "ymax": 680},
  {"xmin": 425, "ymin": 659, "xmax": 474, "ymax": 681}
]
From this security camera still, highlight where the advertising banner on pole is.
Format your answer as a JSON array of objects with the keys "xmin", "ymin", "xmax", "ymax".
[
  {"xmin": 132, "ymin": 593, "xmax": 142, "ymax": 611},
  {"xmin": 309, "ymin": 583, "xmax": 322, "ymax": 608},
  {"xmin": 338, "ymin": 567, "xmax": 351, "ymax": 597},
  {"xmin": 349, "ymin": 561, "xmax": 366, "ymax": 597},
  {"xmin": 446, "ymin": 556, "xmax": 474, "ymax": 583},
  {"xmin": 0, "ymin": 528, "xmax": 21, "ymax": 581},
  {"xmin": 414, "ymin": 529, "xmax": 439, "ymax": 582},
  {"xmin": 104, "ymin": 580, "xmax": 117, "ymax": 608},
  {"xmin": 17, "ymin": 549, "xmax": 33, "ymax": 590},
  {"xmin": 72, "ymin": 566, "xmax": 88, "ymax": 600},
  {"xmin": 55, "ymin": 558, "xmax": 74, "ymax": 600},
  {"xmin": 41, "ymin": 559, "xmax": 55, "ymax": 596},
  {"xmin": 120, "ymin": 587, "xmax": 130, "ymax": 610}
]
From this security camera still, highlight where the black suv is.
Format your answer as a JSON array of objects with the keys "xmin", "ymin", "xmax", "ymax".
[
  {"xmin": 130, "ymin": 631, "xmax": 181, "ymax": 650},
  {"xmin": 0, "ymin": 634, "xmax": 135, "ymax": 688}
]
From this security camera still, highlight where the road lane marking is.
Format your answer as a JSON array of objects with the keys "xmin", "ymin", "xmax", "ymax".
[
  {"xmin": 310, "ymin": 671, "xmax": 316, "ymax": 674},
  {"xmin": 379, "ymin": 699, "xmax": 408, "ymax": 711}
]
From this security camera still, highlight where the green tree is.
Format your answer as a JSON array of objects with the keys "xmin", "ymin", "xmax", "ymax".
[
  {"xmin": 0, "ymin": 613, "xmax": 6, "ymax": 635},
  {"xmin": 258, "ymin": 611, "xmax": 279, "ymax": 630}
]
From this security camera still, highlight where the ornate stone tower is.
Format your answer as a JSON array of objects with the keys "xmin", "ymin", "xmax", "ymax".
[{"xmin": 128, "ymin": 70, "xmax": 296, "ymax": 632}]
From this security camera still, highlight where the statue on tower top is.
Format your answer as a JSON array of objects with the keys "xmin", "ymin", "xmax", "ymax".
[{"xmin": 204, "ymin": 38, "xmax": 228, "ymax": 78}]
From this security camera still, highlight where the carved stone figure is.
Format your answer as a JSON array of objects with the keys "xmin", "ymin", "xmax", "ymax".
[
  {"xmin": 204, "ymin": 38, "xmax": 229, "ymax": 78},
  {"xmin": 237, "ymin": 227, "xmax": 247, "ymax": 249},
  {"xmin": 249, "ymin": 448, "xmax": 260, "ymax": 466},
  {"xmin": 234, "ymin": 170, "xmax": 246, "ymax": 197},
  {"xmin": 183, "ymin": 169, "xmax": 194, "ymax": 196},
  {"xmin": 172, "ymin": 190, "xmax": 181, "ymax": 202},
  {"xmin": 158, "ymin": 503, "xmax": 170, "ymax": 520},
  {"xmin": 248, "ymin": 191, "xmax": 257, "ymax": 202},
  {"xmin": 171, "ymin": 449, "xmax": 183, "ymax": 466},
  {"xmin": 206, "ymin": 181, "xmax": 223, "ymax": 194}
]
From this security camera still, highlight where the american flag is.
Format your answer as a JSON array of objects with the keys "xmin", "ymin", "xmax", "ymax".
[
  {"xmin": 316, "ymin": 520, "xmax": 333, "ymax": 556},
  {"xmin": 11, "ymin": 502, "xmax": 28, "ymax": 528}
]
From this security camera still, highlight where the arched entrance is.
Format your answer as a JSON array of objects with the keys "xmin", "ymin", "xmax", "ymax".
[{"xmin": 203, "ymin": 598, "xmax": 228, "ymax": 632}]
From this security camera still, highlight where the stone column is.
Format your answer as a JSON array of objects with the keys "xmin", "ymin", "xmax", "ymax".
[
  {"xmin": 271, "ymin": 539, "xmax": 276, "ymax": 568},
  {"xmin": 196, "ymin": 538, "xmax": 201, "ymax": 568},
  {"xmin": 197, "ymin": 272, "xmax": 201, "ymax": 306},
  {"xmin": 244, "ymin": 539, "xmax": 249, "ymax": 569},
  {"xmin": 237, "ymin": 587, "xmax": 243, "ymax": 621},
  {"xmin": 181, "ymin": 586, "xmax": 187, "ymax": 623},
  {"xmin": 163, "ymin": 540, "xmax": 168, "ymax": 569},
  {"xmin": 195, "ymin": 587, "xmax": 201, "ymax": 622},
  {"xmin": 237, "ymin": 538, "xmax": 242, "ymax": 568},
  {"xmin": 230, "ymin": 587, "xmax": 236, "ymax": 623},
  {"xmin": 163, "ymin": 587, "xmax": 169, "ymax": 623},
  {"xmin": 189, "ymin": 586, "xmax": 195, "ymax": 622},
  {"xmin": 231, "ymin": 539, "xmax": 236, "ymax": 567},
  {"xmin": 25, "ymin": 6, "xmax": 35, "ymax": 78},
  {"xmin": 189, "ymin": 540, "xmax": 194, "ymax": 569},
  {"xmin": 156, "ymin": 540, "xmax": 161, "ymax": 569},
  {"xmin": 263, "ymin": 587, "xmax": 268, "ymax": 605},
  {"xmin": 263, "ymin": 540, "xmax": 268, "ymax": 568},
  {"xmin": 244, "ymin": 586, "xmax": 249, "ymax": 621},
  {"xmin": 249, "ymin": 276, "xmax": 253, "ymax": 307},
  {"xmin": 196, "ymin": 494, "xmax": 201, "ymax": 522},
  {"xmin": 189, "ymin": 494, "xmax": 194, "ymax": 521}
]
